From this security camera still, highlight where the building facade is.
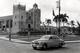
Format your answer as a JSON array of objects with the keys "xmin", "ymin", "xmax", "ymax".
[{"xmin": 0, "ymin": 3, "xmax": 41, "ymax": 33}]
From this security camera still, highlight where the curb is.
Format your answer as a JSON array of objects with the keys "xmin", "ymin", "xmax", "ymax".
[
  {"xmin": 65, "ymin": 40, "xmax": 80, "ymax": 43},
  {"xmin": 0, "ymin": 37, "xmax": 31, "ymax": 44}
]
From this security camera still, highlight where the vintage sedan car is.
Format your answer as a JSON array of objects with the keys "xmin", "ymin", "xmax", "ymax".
[{"xmin": 31, "ymin": 35, "xmax": 65, "ymax": 49}]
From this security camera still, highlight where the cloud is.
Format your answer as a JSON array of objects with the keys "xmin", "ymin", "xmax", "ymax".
[
  {"xmin": 0, "ymin": 0, "xmax": 13, "ymax": 16},
  {"xmin": 0, "ymin": 0, "xmax": 80, "ymax": 23},
  {"xmin": 61, "ymin": 0, "xmax": 80, "ymax": 13}
]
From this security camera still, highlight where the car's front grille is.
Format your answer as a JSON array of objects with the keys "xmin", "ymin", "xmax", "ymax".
[{"xmin": 32, "ymin": 42, "xmax": 39, "ymax": 45}]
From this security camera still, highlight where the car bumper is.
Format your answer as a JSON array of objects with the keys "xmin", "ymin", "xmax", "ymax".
[{"xmin": 32, "ymin": 44, "xmax": 43, "ymax": 48}]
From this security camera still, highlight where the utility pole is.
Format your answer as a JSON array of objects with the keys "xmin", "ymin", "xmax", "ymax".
[{"xmin": 58, "ymin": 0, "xmax": 61, "ymax": 36}]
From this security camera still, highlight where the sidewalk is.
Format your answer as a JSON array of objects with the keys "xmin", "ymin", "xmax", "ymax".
[
  {"xmin": 0, "ymin": 36, "xmax": 80, "ymax": 44},
  {"xmin": 65, "ymin": 40, "xmax": 80, "ymax": 43},
  {"xmin": 0, "ymin": 36, "xmax": 31, "ymax": 44}
]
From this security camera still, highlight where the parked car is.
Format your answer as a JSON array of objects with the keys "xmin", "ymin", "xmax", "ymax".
[{"xmin": 31, "ymin": 35, "xmax": 65, "ymax": 49}]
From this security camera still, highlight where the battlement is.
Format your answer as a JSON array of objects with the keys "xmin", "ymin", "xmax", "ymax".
[{"xmin": 13, "ymin": 4, "xmax": 26, "ymax": 11}]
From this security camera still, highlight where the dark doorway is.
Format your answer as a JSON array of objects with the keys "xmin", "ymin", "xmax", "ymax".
[{"xmin": 28, "ymin": 24, "xmax": 31, "ymax": 29}]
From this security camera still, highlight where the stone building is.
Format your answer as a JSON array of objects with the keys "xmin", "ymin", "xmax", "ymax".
[
  {"xmin": 0, "ymin": 3, "xmax": 41, "ymax": 33},
  {"xmin": 28, "ymin": 3, "xmax": 41, "ymax": 31},
  {"xmin": 0, "ymin": 15, "xmax": 13, "ymax": 32}
]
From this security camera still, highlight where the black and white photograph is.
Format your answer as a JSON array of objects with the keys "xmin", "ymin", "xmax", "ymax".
[{"xmin": 0, "ymin": 0, "xmax": 80, "ymax": 53}]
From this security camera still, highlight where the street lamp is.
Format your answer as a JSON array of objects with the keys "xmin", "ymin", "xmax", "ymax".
[
  {"xmin": 28, "ymin": 24, "xmax": 31, "ymax": 40},
  {"xmin": 9, "ymin": 19, "xmax": 11, "ymax": 41}
]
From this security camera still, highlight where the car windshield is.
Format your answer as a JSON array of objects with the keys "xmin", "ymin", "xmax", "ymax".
[{"xmin": 40, "ymin": 35, "xmax": 50, "ymax": 40}]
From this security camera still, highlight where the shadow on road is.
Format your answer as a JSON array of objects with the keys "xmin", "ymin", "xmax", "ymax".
[{"xmin": 36, "ymin": 47, "xmax": 69, "ymax": 51}]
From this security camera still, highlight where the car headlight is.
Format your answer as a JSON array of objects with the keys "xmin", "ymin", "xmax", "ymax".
[
  {"xmin": 32, "ymin": 41, "xmax": 44, "ymax": 45},
  {"xmin": 60, "ymin": 39, "xmax": 64, "ymax": 41},
  {"xmin": 32, "ymin": 41, "xmax": 39, "ymax": 44}
]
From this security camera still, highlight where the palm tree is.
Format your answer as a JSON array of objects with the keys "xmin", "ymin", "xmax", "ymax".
[
  {"xmin": 53, "ymin": 15, "xmax": 57, "ymax": 27},
  {"xmin": 77, "ymin": 21, "xmax": 80, "ymax": 27},
  {"xmin": 53, "ymin": 15, "xmax": 61, "ymax": 28},
  {"xmin": 62, "ymin": 18, "xmax": 68, "ymax": 26},
  {"xmin": 70, "ymin": 20, "xmax": 75, "ymax": 33},
  {"xmin": 70, "ymin": 20, "xmax": 75, "ymax": 28},
  {"xmin": 53, "ymin": 14, "xmax": 69, "ymax": 27},
  {"xmin": 67, "ymin": 22, "xmax": 70, "ymax": 26},
  {"xmin": 53, "ymin": 15, "xmax": 62, "ymax": 36},
  {"xmin": 61, "ymin": 14, "xmax": 69, "ymax": 26},
  {"xmin": 46, "ymin": 19, "xmax": 51, "ymax": 26},
  {"xmin": 46, "ymin": 19, "xmax": 51, "ymax": 34},
  {"xmin": 77, "ymin": 21, "xmax": 80, "ymax": 34}
]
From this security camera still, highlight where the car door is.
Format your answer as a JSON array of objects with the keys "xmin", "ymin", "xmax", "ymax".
[
  {"xmin": 52, "ymin": 36, "xmax": 58, "ymax": 47},
  {"xmin": 47, "ymin": 36, "xmax": 55, "ymax": 47},
  {"xmin": 52, "ymin": 36, "xmax": 60, "ymax": 46}
]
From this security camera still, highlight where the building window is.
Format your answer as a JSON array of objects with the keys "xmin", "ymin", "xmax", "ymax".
[
  {"xmin": 21, "ymin": 21, "xmax": 23, "ymax": 24},
  {"xmin": 15, "ymin": 22, "xmax": 16, "ymax": 25},
  {"xmin": 28, "ymin": 16, "xmax": 31, "ymax": 20},
  {"xmin": 15, "ymin": 16, "xmax": 16, "ymax": 18},
  {"xmin": 28, "ymin": 24, "xmax": 31, "ymax": 29},
  {"xmin": 21, "ymin": 16, "xmax": 23, "ymax": 19}
]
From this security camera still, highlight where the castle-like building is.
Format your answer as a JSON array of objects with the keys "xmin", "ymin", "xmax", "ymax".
[{"xmin": 0, "ymin": 3, "xmax": 41, "ymax": 33}]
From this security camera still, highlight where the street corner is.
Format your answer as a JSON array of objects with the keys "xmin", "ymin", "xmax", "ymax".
[{"xmin": 0, "ymin": 36, "xmax": 31, "ymax": 44}]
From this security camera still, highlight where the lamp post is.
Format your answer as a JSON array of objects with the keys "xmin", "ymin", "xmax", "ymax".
[
  {"xmin": 9, "ymin": 19, "xmax": 11, "ymax": 41},
  {"xmin": 28, "ymin": 24, "xmax": 31, "ymax": 40}
]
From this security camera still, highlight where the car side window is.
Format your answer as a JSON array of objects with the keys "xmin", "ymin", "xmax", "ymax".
[
  {"xmin": 49, "ymin": 36, "xmax": 59, "ymax": 40},
  {"xmin": 53, "ymin": 37, "xmax": 59, "ymax": 40}
]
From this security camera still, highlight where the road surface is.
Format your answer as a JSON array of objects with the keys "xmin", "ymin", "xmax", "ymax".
[{"xmin": 0, "ymin": 39, "xmax": 80, "ymax": 53}]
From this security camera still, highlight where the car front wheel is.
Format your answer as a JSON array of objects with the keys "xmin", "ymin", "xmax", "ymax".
[
  {"xmin": 42, "ymin": 44, "xmax": 47, "ymax": 49},
  {"xmin": 32, "ymin": 47, "xmax": 37, "ymax": 50}
]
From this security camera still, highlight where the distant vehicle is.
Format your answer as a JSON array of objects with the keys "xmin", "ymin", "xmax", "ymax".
[{"xmin": 31, "ymin": 35, "xmax": 65, "ymax": 49}]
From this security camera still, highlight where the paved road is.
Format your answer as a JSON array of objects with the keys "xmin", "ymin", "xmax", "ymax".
[{"xmin": 0, "ymin": 39, "xmax": 80, "ymax": 53}]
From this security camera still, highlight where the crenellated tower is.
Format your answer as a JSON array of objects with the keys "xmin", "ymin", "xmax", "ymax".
[
  {"xmin": 12, "ymin": 4, "xmax": 27, "ymax": 33},
  {"xmin": 28, "ymin": 3, "xmax": 41, "ymax": 31}
]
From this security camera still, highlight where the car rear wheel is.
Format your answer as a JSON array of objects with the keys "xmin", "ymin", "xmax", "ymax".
[{"xmin": 58, "ymin": 43, "xmax": 64, "ymax": 48}]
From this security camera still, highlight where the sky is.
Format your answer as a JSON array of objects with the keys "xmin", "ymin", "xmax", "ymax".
[{"xmin": 0, "ymin": 0, "xmax": 80, "ymax": 26}]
